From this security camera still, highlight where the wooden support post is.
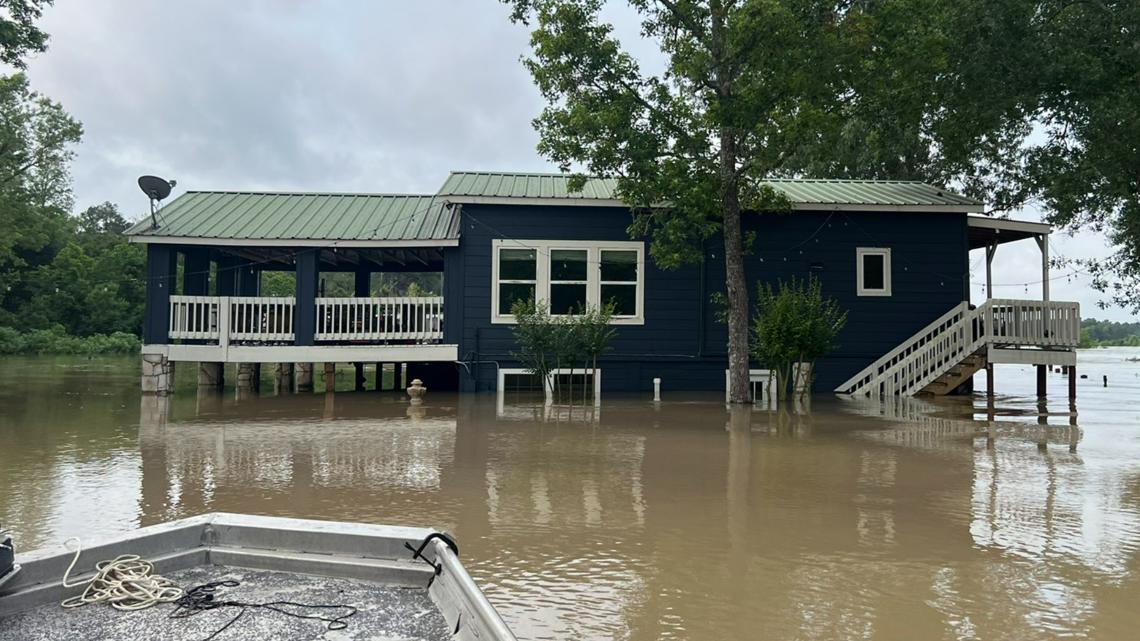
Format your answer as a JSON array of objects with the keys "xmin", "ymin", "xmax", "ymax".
[
  {"xmin": 1035, "ymin": 234, "xmax": 1050, "ymax": 301},
  {"xmin": 985, "ymin": 243, "xmax": 996, "ymax": 299},
  {"xmin": 376, "ymin": 363, "xmax": 386, "ymax": 391},
  {"xmin": 323, "ymin": 362, "xmax": 336, "ymax": 393},
  {"xmin": 1036, "ymin": 364, "xmax": 1047, "ymax": 398},
  {"xmin": 395, "ymin": 362, "xmax": 404, "ymax": 391},
  {"xmin": 985, "ymin": 363, "xmax": 995, "ymax": 399},
  {"xmin": 1068, "ymin": 365, "xmax": 1076, "ymax": 402},
  {"xmin": 354, "ymin": 362, "xmax": 366, "ymax": 391}
]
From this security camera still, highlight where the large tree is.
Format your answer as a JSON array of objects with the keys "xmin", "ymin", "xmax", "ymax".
[
  {"xmin": 506, "ymin": 0, "xmax": 866, "ymax": 402},
  {"xmin": 1023, "ymin": 1, "xmax": 1139, "ymax": 311}
]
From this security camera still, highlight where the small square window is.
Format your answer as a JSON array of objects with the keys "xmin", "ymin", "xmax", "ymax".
[{"xmin": 856, "ymin": 248, "xmax": 891, "ymax": 296}]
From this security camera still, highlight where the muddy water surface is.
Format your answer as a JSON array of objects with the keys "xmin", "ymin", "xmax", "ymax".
[{"xmin": 1, "ymin": 350, "xmax": 1139, "ymax": 640}]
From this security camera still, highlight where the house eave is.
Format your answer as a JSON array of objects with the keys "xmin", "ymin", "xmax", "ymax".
[{"xmin": 126, "ymin": 236, "xmax": 460, "ymax": 248}]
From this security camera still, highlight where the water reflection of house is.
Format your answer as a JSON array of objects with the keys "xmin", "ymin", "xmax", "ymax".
[{"xmin": 136, "ymin": 394, "xmax": 1139, "ymax": 640}]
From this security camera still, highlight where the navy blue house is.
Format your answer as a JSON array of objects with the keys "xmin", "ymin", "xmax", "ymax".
[{"xmin": 128, "ymin": 171, "xmax": 1078, "ymax": 398}]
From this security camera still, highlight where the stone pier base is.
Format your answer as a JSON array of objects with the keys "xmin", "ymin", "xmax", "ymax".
[
  {"xmin": 141, "ymin": 354, "xmax": 175, "ymax": 395},
  {"xmin": 296, "ymin": 363, "xmax": 314, "ymax": 392},
  {"xmin": 197, "ymin": 362, "xmax": 224, "ymax": 388},
  {"xmin": 237, "ymin": 363, "xmax": 257, "ymax": 391},
  {"xmin": 275, "ymin": 363, "xmax": 295, "ymax": 394}
]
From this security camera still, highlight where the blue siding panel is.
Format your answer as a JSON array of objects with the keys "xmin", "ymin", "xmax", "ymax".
[{"xmin": 454, "ymin": 204, "xmax": 968, "ymax": 393}]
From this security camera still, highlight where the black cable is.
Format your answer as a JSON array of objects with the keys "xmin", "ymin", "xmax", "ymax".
[{"xmin": 169, "ymin": 580, "xmax": 358, "ymax": 641}]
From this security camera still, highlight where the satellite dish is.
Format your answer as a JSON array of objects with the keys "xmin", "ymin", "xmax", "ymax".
[
  {"xmin": 138, "ymin": 175, "xmax": 173, "ymax": 201},
  {"xmin": 137, "ymin": 175, "xmax": 175, "ymax": 229}
]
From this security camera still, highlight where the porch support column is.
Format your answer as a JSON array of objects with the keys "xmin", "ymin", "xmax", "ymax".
[
  {"xmin": 197, "ymin": 362, "xmax": 224, "ymax": 388},
  {"xmin": 183, "ymin": 249, "xmax": 210, "ymax": 296},
  {"xmin": 323, "ymin": 362, "xmax": 336, "ymax": 392},
  {"xmin": 985, "ymin": 243, "xmax": 997, "ymax": 299},
  {"xmin": 1036, "ymin": 364, "xmax": 1047, "ymax": 398},
  {"xmin": 295, "ymin": 250, "xmax": 319, "ymax": 346},
  {"xmin": 295, "ymin": 363, "xmax": 314, "ymax": 392},
  {"xmin": 1035, "ymin": 234, "xmax": 1050, "ymax": 301},
  {"xmin": 354, "ymin": 270, "xmax": 371, "ymax": 297},
  {"xmin": 237, "ymin": 261, "xmax": 260, "ymax": 296},
  {"xmin": 275, "ymin": 363, "xmax": 294, "ymax": 393},
  {"xmin": 143, "ymin": 244, "xmax": 177, "ymax": 345},
  {"xmin": 1068, "ymin": 365, "xmax": 1077, "ymax": 402},
  {"xmin": 354, "ymin": 270, "xmax": 369, "ymax": 391},
  {"xmin": 216, "ymin": 255, "xmax": 238, "ymax": 296}
]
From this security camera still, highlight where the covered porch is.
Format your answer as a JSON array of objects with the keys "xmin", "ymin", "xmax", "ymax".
[{"xmin": 127, "ymin": 191, "xmax": 461, "ymax": 394}]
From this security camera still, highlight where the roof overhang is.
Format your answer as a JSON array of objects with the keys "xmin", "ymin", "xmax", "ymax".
[
  {"xmin": 968, "ymin": 216, "xmax": 1051, "ymax": 250},
  {"xmin": 445, "ymin": 195, "xmax": 983, "ymax": 214},
  {"xmin": 127, "ymin": 236, "xmax": 459, "ymax": 248}
]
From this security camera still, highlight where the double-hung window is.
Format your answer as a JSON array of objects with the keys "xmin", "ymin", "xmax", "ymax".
[
  {"xmin": 497, "ymin": 248, "xmax": 538, "ymax": 316},
  {"xmin": 856, "ymin": 247, "xmax": 891, "ymax": 296},
  {"xmin": 492, "ymin": 239, "xmax": 645, "ymax": 324}
]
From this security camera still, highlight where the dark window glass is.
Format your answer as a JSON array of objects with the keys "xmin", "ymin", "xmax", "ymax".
[
  {"xmin": 551, "ymin": 249, "xmax": 587, "ymax": 281},
  {"xmin": 550, "ymin": 284, "xmax": 587, "ymax": 314},
  {"xmin": 499, "ymin": 283, "xmax": 535, "ymax": 315},
  {"xmin": 601, "ymin": 284, "xmax": 637, "ymax": 316},
  {"xmin": 500, "ymin": 249, "xmax": 537, "ymax": 280},
  {"xmin": 600, "ymin": 250, "xmax": 637, "ymax": 282},
  {"xmin": 862, "ymin": 254, "xmax": 885, "ymax": 290}
]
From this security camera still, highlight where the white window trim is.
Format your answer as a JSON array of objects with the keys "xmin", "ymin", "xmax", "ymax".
[
  {"xmin": 856, "ymin": 247, "xmax": 892, "ymax": 297},
  {"xmin": 491, "ymin": 239, "xmax": 645, "ymax": 325}
]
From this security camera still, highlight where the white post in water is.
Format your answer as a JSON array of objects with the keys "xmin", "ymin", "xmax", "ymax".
[{"xmin": 653, "ymin": 377, "xmax": 661, "ymax": 402}]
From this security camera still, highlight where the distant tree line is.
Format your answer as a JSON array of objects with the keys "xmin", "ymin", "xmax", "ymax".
[{"xmin": 1079, "ymin": 318, "xmax": 1140, "ymax": 348}]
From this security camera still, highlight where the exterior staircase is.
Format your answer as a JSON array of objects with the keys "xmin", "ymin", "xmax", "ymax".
[{"xmin": 835, "ymin": 299, "xmax": 1080, "ymax": 397}]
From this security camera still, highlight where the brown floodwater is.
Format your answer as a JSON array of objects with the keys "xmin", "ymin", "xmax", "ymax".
[{"xmin": 1, "ymin": 350, "xmax": 1139, "ymax": 640}]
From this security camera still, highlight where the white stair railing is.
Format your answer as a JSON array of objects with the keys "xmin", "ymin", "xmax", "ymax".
[{"xmin": 836, "ymin": 299, "xmax": 1080, "ymax": 397}]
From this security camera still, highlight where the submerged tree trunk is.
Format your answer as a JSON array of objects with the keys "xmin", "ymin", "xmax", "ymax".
[{"xmin": 721, "ymin": 129, "xmax": 751, "ymax": 404}]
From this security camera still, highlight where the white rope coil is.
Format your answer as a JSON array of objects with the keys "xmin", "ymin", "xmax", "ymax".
[{"xmin": 60, "ymin": 537, "xmax": 183, "ymax": 611}]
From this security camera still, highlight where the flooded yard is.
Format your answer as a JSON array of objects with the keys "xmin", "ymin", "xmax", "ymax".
[{"xmin": 1, "ymin": 350, "xmax": 1139, "ymax": 640}]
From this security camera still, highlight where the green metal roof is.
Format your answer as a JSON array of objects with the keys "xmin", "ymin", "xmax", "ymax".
[
  {"xmin": 126, "ymin": 191, "xmax": 459, "ymax": 246},
  {"xmin": 439, "ymin": 171, "xmax": 983, "ymax": 212}
]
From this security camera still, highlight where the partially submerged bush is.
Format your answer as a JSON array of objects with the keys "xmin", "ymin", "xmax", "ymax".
[
  {"xmin": 751, "ymin": 276, "xmax": 847, "ymax": 400},
  {"xmin": 0, "ymin": 325, "xmax": 140, "ymax": 355},
  {"xmin": 510, "ymin": 299, "xmax": 616, "ymax": 401}
]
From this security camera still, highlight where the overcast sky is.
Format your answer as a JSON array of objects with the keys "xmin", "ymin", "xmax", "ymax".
[{"xmin": 22, "ymin": 1, "xmax": 1126, "ymax": 320}]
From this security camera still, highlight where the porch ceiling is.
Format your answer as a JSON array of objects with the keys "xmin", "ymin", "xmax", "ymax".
[
  {"xmin": 214, "ymin": 246, "xmax": 445, "ymax": 271},
  {"xmin": 968, "ymin": 215, "xmax": 1051, "ymax": 249},
  {"xmin": 125, "ymin": 192, "xmax": 460, "ymax": 247}
]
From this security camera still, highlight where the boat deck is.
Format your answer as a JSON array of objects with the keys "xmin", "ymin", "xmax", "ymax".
[{"xmin": 1, "ymin": 565, "xmax": 453, "ymax": 641}]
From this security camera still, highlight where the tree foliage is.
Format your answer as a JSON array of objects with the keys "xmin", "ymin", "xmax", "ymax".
[
  {"xmin": 0, "ymin": 0, "xmax": 52, "ymax": 69},
  {"xmin": 751, "ymin": 276, "xmax": 846, "ymax": 400}
]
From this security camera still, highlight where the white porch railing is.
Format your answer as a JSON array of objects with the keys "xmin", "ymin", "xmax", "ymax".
[
  {"xmin": 169, "ymin": 296, "xmax": 221, "ymax": 340},
  {"xmin": 229, "ymin": 296, "xmax": 295, "ymax": 342},
  {"xmin": 836, "ymin": 299, "xmax": 1080, "ymax": 397},
  {"xmin": 167, "ymin": 295, "xmax": 443, "ymax": 344},
  {"xmin": 315, "ymin": 296, "xmax": 443, "ymax": 342}
]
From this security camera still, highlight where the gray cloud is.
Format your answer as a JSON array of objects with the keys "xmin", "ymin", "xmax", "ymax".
[{"xmin": 21, "ymin": 1, "xmax": 1130, "ymax": 320}]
